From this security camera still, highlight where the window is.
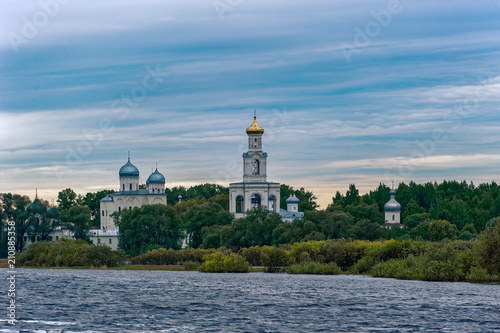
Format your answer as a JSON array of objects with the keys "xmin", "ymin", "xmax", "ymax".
[
  {"xmin": 268, "ymin": 196, "xmax": 276, "ymax": 213},
  {"xmin": 236, "ymin": 196, "xmax": 244, "ymax": 213},
  {"xmin": 102, "ymin": 210, "xmax": 104, "ymax": 216},
  {"xmin": 56, "ymin": 236, "xmax": 59, "ymax": 241},
  {"xmin": 392, "ymin": 215, "xmax": 395, "ymax": 221},
  {"xmin": 109, "ymin": 239, "xmax": 112, "ymax": 244},
  {"xmin": 118, "ymin": 207, "xmax": 121, "ymax": 212},
  {"xmin": 252, "ymin": 159, "xmax": 260, "ymax": 175},
  {"xmin": 123, "ymin": 184, "xmax": 125, "ymax": 191},
  {"xmin": 251, "ymin": 194, "xmax": 261, "ymax": 208},
  {"xmin": 129, "ymin": 206, "xmax": 132, "ymax": 210},
  {"xmin": 130, "ymin": 183, "xmax": 132, "ymax": 191},
  {"xmin": 97, "ymin": 238, "xmax": 101, "ymax": 244}
]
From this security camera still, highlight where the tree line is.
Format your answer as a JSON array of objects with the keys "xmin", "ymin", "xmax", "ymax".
[{"xmin": 2, "ymin": 180, "xmax": 500, "ymax": 257}]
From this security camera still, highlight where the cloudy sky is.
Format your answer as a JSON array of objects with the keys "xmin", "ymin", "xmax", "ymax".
[{"xmin": 1, "ymin": 0, "xmax": 500, "ymax": 208}]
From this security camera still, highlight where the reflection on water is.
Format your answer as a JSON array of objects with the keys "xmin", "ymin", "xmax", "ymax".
[{"xmin": 0, "ymin": 269, "xmax": 499, "ymax": 332}]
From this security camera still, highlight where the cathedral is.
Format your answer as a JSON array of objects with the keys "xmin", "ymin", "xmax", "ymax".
[
  {"xmin": 229, "ymin": 114, "xmax": 303, "ymax": 221},
  {"xmin": 100, "ymin": 156, "xmax": 167, "ymax": 230}
]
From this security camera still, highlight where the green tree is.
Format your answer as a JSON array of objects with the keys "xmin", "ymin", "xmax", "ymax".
[
  {"xmin": 427, "ymin": 219, "xmax": 458, "ymax": 241},
  {"xmin": 345, "ymin": 184, "xmax": 360, "ymax": 206},
  {"xmin": 62, "ymin": 205, "xmax": 92, "ymax": 243},
  {"xmin": 117, "ymin": 204, "xmax": 185, "ymax": 254},
  {"xmin": 474, "ymin": 224, "xmax": 500, "ymax": 275},
  {"xmin": 57, "ymin": 188, "xmax": 78, "ymax": 211},
  {"xmin": 182, "ymin": 202, "xmax": 233, "ymax": 248},
  {"xmin": 81, "ymin": 190, "xmax": 115, "ymax": 227}
]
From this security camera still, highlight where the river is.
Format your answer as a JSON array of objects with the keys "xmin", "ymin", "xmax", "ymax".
[{"xmin": 0, "ymin": 269, "xmax": 499, "ymax": 332}]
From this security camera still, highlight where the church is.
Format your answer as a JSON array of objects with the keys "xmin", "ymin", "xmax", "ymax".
[
  {"xmin": 229, "ymin": 114, "xmax": 304, "ymax": 221},
  {"xmin": 100, "ymin": 156, "xmax": 167, "ymax": 230}
]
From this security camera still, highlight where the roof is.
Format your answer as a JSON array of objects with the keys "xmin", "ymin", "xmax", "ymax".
[
  {"xmin": 119, "ymin": 158, "xmax": 140, "ymax": 178},
  {"xmin": 280, "ymin": 208, "xmax": 304, "ymax": 220},
  {"xmin": 146, "ymin": 168, "xmax": 165, "ymax": 184},
  {"xmin": 100, "ymin": 190, "xmax": 166, "ymax": 202},
  {"xmin": 286, "ymin": 194, "xmax": 300, "ymax": 203},
  {"xmin": 246, "ymin": 116, "xmax": 264, "ymax": 135}
]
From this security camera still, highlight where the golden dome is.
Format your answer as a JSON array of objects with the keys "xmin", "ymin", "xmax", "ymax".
[{"xmin": 246, "ymin": 116, "xmax": 264, "ymax": 135}]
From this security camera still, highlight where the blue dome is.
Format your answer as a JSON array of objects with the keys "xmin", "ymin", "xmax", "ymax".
[
  {"xmin": 119, "ymin": 159, "xmax": 139, "ymax": 178},
  {"xmin": 146, "ymin": 169, "xmax": 165, "ymax": 184},
  {"xmin": 48, "ymin": 207, "xmax": 61, "ymax": 215},
  {"xmin": 384, "ymin": 189, "xmax": 401, "ymax": 212},
  {"xmin": 27, "ymin": 198, "xmax": 47, "ymax": 213},
  {"xmin": 286, "ymin": 194, "xmax": 300, "ymax": 203}
]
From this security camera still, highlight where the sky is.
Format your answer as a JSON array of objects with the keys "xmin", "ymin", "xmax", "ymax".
[{"xmin": 1, "ymin": 0, "xmax": 500, "ymax": 209}]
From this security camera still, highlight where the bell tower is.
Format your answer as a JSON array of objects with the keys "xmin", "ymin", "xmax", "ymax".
[
  {"xmin": 243, "ymin": 110, "xmax": 267, "ymax": 183},
  {"xmin": 229, "ymin": 111, "xmax": 281, "ymax": 218}
]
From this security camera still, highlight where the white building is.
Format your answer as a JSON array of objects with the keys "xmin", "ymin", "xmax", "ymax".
[
  {"xmin": 229, "ymin": 115, "xmax": 281, "ymax": 218},
  {"xmin": 229, "ymin": 114, "xmax": 303, "ymax": 222},
  {"xmin": 280, "ymin": 194, "xmax": 304, "ymax": 223},
  {"xmin": 384, "ymin": 186, "xmax": 402, "ymax": 227},
  {"xmin": 100, "ymin": 157, "xmax": 168, "ymax": 231}
]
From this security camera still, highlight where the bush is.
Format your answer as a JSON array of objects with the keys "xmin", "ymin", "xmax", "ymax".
[
  {"xmin": 18, "ymin": 239, "xmax": 122, "ymax": 268},
  {"xmin": 323, "ymin": 239, "xmax": 359, "ymax": 271},
  {"xmin": 183, "ymin": 261, "xmax": 200, "ymax": 271},
  {"xmin": 201, "ymin": 252, "xmax": 249, "ymax": 273},
  {"xmin": 473, "ymin": 224, "xmax": 500, "ymax": 275},
  {"xmin": 353, "ymin": 240, "xmax": 425, "ymax": 273},
  {"xmin": 240, "ymin": 246, "xmax": 262, "ymax": 266},
  {"xmin": 287, "ymin": 262, "xmax": 341, "ymax": 275},
  {"xmin": 260, "ymin": 245, "xmax": 289, "ymax": 272}
]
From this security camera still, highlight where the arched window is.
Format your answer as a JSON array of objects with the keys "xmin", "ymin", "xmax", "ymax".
[
  {"xmin": 251, "ymin": 194, "xmax": 261, "ymax": 208},
  {"xmin": 252, "ymin": 159, "xmax": 260, "ymax": 175},
  {"xmin": 236, "ymin": 195, "xmax": 244, "ymax": 213},
  {"xmin": 118, "ymin": 207, "xmax": 121, "ymax": 212},
  {"xmin": 123, "ymin": 184, "xmax": 125, "ymax": 191},
  {"xmin": 268, "ymin": 195, "xmax": 276, "ymax": 213},
  {"xmin": 392, "ymin": 214, "xmax": 395, "ymax": 221},
  {"xmin": 129, "ymin": 183, "xmax": 132, "ymax": 191}
]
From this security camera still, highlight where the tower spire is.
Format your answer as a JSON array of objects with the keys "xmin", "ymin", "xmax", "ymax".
[
  {"xmin": 36, "ymin": 188, "xmax": 38, "ymax": 199},
  {"xmin": 128, "ymin": 151, "xmax": 130, "ymax": 161},
  {"xmin": 254, "ymin": 108, "xmax": 256, "ymax": 119}
]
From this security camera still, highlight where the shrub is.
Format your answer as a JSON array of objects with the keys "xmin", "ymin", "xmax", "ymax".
[
  {"xmin": 323, "ymin": 239, "xmax": 359, "ymax": 271},
  {"xmin": 473, "ymin": 224, "xmax": 500, "ymax": 275},
  {"xmin": 201, "ymin": 252, "xmax": 249, "ymax": 273},
  {"xmin": 183, "ymin": 261, "xmax": 200, "ymax": 271},
  {"xmin": 353, "ymin": 239, "xmax": 425, "ymax": 273},
  {"xmin": 18, "ymin": 239, "xmax": 122, "ymax": 268},
  {"xmin": 260, "ymin": 245, "xmax": 289, "ymax": 272},
  {"xmin": 287, "ymin": 262, "xmax": 341, "ymax": 275},
  {"xmin": 240, "ymin": 246, "xmax": 262, "ymax": 266}
]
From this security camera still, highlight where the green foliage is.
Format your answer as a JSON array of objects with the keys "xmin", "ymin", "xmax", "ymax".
[
  {"xmin": 427, "ymin": 219, "xmax": 458, "ymax": 241},
  {"xmin": 18, "ymin": 239, "xmax": 122, "ymax": 267},
  {"xmin": 473, "ymin": 224, "xmax": 500, "ymax": 275},
  {"xmin": 57, "ymin": 188, "xmax": 78, "ymax": 211},
  {"xmin": 280, "ymin": 184, "xmax": 318, "ymax": 211},
  {"xmin": 239, "ymin": 246, "xmax": 262, "ymax": 266},
  {"xmin": 353, "ymin": 240, "xmax": 426, "ymax": 274},
  {"xmin": 182, "ymin": 202, "xmax": 233, "ymax": 248},
  {"xmin": 183, "ymin": 261, "xmax": 200, "ymax": 271},
  {"xmin": 62, "ymin": 205, "xmax": 92, "ymax": 243},
  {"xmin": 80, "ymin": 190, "xmax": 115, "ymax": 227},
  {"xmin": 200, "ymin": 252, "xmax": 249, "ymax": 273},
  {"xmin": 260, "ymin": 245, "xmax": 289, "ymax": 272},
  {"xmin": 117, "ymin": 204, "xmax": 185, "ymax": 255},
  {"xmin": 131, "ymin": 247, "xmax": 215, "ymax": 265},
  {"xmin": 287, "ymin": 262, "xmax": 341, "ymax": 275}
]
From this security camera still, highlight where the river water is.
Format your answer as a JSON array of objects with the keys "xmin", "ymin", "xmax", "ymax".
[{"xmin": 0, "ymin": 269, "xmax": 499, "ymax": 332}]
